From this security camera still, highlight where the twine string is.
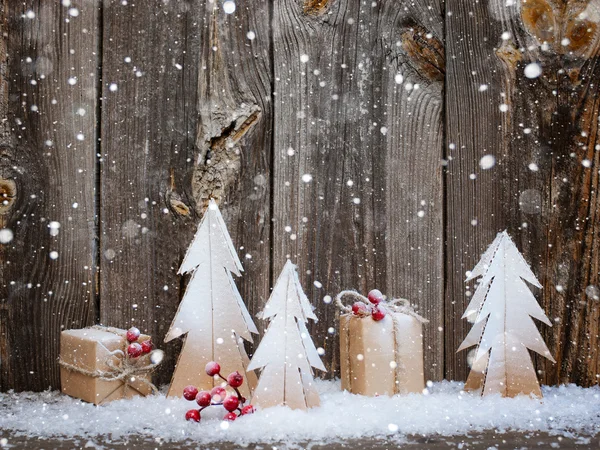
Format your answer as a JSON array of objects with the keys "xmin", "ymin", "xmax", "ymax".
[
  {"xmin": 391, "ymin": 313, "xmax": 407, "ymax": 395},
  {"xmin": 335, "ymin": 290, "xmax": 429, "ymax": 323}
]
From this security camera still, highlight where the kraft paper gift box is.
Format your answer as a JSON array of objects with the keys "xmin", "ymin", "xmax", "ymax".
[
  {"xmin": 60, "ymin": 327, "xmax": 155, "ymax": 405},
  {"xmin": 339, "ymin": 299, "xmax": 427, "ymax": 396}
]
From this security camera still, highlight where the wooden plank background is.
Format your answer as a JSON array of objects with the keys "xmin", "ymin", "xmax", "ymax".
[
  {"xmin": 0, "ymin": 0, "xmax": 599, "ymax": 391},
  {"xmin": 0, "ymin": 0, "xmax": 98, "ymax": 391}
]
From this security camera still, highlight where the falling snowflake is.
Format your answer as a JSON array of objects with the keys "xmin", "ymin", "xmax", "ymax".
[
  {"xmin": 479, "ymin": 154, "xmax": 496, "ymax": 170},
  {"xmin": 0, "ymin": 228, "xmax": 14, "ymax": 244},
  {"xmin": 48, "ymin": 221, "xmax": 61, "ymax": 236},
  {"xmin": 223, "ymin": 1, "xmax": 236, "ymax": 14},
  {"xmin": 524, "ymin": 63, "xmax": 542, "ymax": 79}
]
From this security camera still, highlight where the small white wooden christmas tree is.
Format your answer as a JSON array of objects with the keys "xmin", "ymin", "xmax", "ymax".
[
  {"xmin": 458, "ymin": 231, "xmax": 555, "ymax": 397},
  {"xmin": 164, "ymin": 199, "xmax": 258, "ymax": 398},
  {"xmin": 247, "ymin": 260, "xmax": 326, "ymax": 410}
]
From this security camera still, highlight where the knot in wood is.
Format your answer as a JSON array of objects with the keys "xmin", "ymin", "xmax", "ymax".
[
  {"xmin": 303, "ymin": 0, "xmax": 330, "ymax": 16},
  {"xmin": 0, "ymin": 178, "xmax": 16, "ymax": 215},
  {"xmin": 401, "ymin": 26, "xmax": 445, "ymax": 82},
  {"xmin": 521, "ymin": 0, "xmax": 599, "ymax": 58},
  {"xmin": 167, "ymin": 191, "xmax": 191, "ymax": 217},
  {"xmin": 192, "ymin": 105, "xmax": 261, "ymax": 209}
]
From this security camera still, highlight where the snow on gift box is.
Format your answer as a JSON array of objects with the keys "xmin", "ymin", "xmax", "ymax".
[
  {"xmin": 336, "ymin": 289, "xmax": 428, "ymax": 397},
  {"xmin": 59, "ymin": 325, "xmax": 163, "ymax": 405}
]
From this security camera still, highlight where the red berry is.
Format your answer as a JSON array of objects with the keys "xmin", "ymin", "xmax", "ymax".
[
  {"xmin": 241, "ymin": 405, "xmax": 255, "ymax": 415},
  {"xmin": 127, "ymin": 342, "xmax": 143, "ymax": 358},
  {"xmin": 211, "ymin": 386, "xmax": 227, "ymax": 403},
  {"xmin": 183, "ymin": 385, "xmax": 199, "ymax": 401},
  {"xmin": 351, "ymin": 301, "xmax": 368, "ymax": 315},
  {"xmin": 367, "ymin": 289, "xmax": 384, "ymax": 305},
  {"xmin": 227, "ymin": 371, "xmax": 244, "ymax": 388},
  {"xmin": 185, "ymin": 409, "xmax": 200, "ymax": 422},
  {"xmin": 126, "ymin": 327, "xmax": 141, "ymax": 343},
  {"xmin": 196, "ymin": 391, "xmax": 212, "ymax": 407},
  {"xmin": 205, "ymin": 361, "xmax": 221, "ymax": 376},
  {"xmin": 223, "ymin": 395, "xmax": 239, "ymax": 412},
  {"xmin": 223, "ymin": 412, "xmax": 237, "ymax": 421},
  {"xmin": 140, "ymin": 340, "xmax": 153, "ymax": 354},
  {"xmin": 371, "ymin": 306, "xmax": 386, "ymax": 321}
]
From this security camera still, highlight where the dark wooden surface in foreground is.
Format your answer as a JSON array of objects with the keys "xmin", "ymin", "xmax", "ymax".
[
  {"xmin": 1, "ymin": 431, "xmax": 598, "ymax": 450},
  {"xmin": 1, "ymin": 0, "xmax": 599, "ymax": 392}
]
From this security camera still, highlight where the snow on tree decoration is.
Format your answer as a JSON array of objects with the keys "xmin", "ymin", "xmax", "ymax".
[
  {"xmin": 247, "ymin": 260, "xmax": 326, "ymax": 410},
  {"xmin": 458, "ymin": 231, "xmax": 555, "ymax": 397},
  {"xmin": 164, "ymin": 199, "xmax": 258, "ymax": 398}
]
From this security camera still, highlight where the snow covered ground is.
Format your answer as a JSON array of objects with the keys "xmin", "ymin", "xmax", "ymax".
[{"xmin": 1, "ymin": 380, "xmax": 598, "ymax": 446}]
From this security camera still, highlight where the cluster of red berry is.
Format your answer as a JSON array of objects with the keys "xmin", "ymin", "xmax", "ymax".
[
  {"xmin": 183, "ymin": 361, "xmax": 255, "ymax": 423},
  {"xmin": 125, "ymin": 327, "xmax": 153, "ymax": 358},
  {"xmin": 351, "ymin": 289, "xmax": 387, "ymax": 321}
]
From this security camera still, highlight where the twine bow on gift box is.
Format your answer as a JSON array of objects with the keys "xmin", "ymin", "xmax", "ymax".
[
  {"xmin": 58, "ymin": 326, "xmax": 163, "ymax": 395},
  {"xmin": 335, "ymin": 290, "xmax": 429, "ymax": 323}
]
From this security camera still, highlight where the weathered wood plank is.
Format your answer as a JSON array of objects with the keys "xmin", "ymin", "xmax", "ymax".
[
  {"xmin": 507, "ymin": 0, "xmax": 600, "ymax": 387},
  {"xmin": 190, "ymin": 0, "xmax": 273, "ymax": 342},
  {"xmin": 0, "ymin": 0, "xmax": 98, "ymax": 391},
  {"xmin": 380, "ymin": 1, "xmax": 445, "ymax": 382},
  {"xmin": 2, "ymin": 431, "xmax": 597, "ymax": 450},
  {"xmin": 99, "ymin": 1, "xmax": 201, "ymax": 385},
  {"xmin": 444, "ymin": 0, "xmax": 510, "ymax": 382},
  {"xmin": 99, "ymin": 0, "xmax": 272, "ymax": 385},
  {"xmin": 272, "ymin": 0, "xmax": 445, "ymax": 380},
  {"xmin": 445, "ymin": 0, "xmax": 600, "ymax": 386}
]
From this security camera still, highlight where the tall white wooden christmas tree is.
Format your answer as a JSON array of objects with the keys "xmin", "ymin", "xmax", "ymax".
[
  {"xmin": 164, "ymin": 199, "xmax": 258, "ymax": 398},
  {"xmin": 458, "ymin": 231, "xmax": 555, "ymax": 397},
  {"xmin": 247, "ymin": 260, "xmax": 326, "ymax": 410}
]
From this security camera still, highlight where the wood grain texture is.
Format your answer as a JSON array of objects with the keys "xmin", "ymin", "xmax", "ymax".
[
  {"xmin": 379, "ymin": 1, "xmax": 445, "ymax": 381},
  {"xmin": 510, "ymin": 0, "xmax": 600, "ymax": 387},
  {"xmin": 445, "ymin": 0, "xmax": 510, "ymax": 382},
  {"xmin": 99, "ymin": 0, "xmax": 272, "ymax": 385},
  {"xmin": 4, "ymin": 431, "xmax": 598, "ymax": 450},
  {"xmin": 0, "ymin": 0, "xmax": 98, "ymax": 391},
  {"xmin": 271, "ymin": 0, "xmax": 445, "ymax": 380},
  {"xmin": 191, "ymin": 0, "xmax": 272, "ymax": 343},
  {"xmin": 1, "ymin": 0, "xmax": 599, "ymax": 393},
  {"xmin": 445, "ymin": 0, "xmax": 600, "ymax": 386},
  {"xmin": 99, "ymin": 0, "xmax": 200, "ymax": 385}
]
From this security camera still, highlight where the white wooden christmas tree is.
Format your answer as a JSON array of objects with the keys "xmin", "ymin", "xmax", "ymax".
[
  {"xmin": 247, "ymin": 260, "xmax": 326, "ymax": 410},
  {"xmin": 458, "ymin": 231, "xmax": 555, "ymax": 397},
  {"xmin": 164, "ymin": 199, "xmax": 258, "ymax": 398}
]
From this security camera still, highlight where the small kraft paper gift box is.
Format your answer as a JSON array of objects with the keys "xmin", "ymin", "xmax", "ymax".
[
  {"xmin": 337, "ymin": 290, "xmax": 428, "ymax": 396},
  {"xmin": 59, "ymin": 326, "xmax": 159, "ymax": 405}
]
